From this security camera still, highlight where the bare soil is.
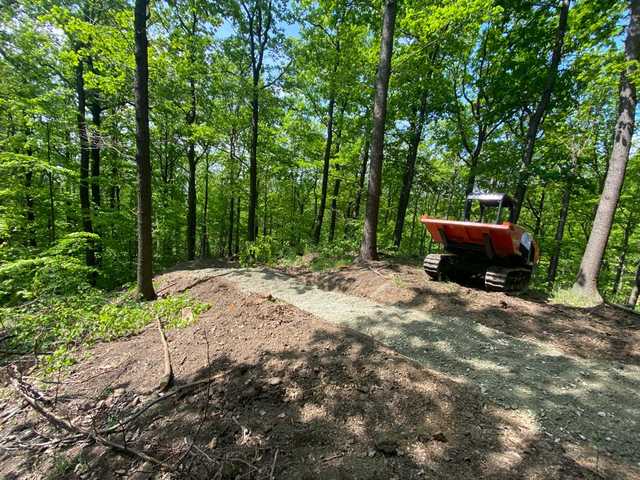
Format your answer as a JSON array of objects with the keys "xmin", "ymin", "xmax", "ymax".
[{"xmin": 0, "ymin": 264, "xmax": 637, "ymax": 479}]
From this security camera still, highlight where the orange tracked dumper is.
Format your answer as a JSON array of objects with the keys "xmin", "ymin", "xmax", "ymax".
[{"xmin": 421, "ymin": 193, "xmax": 539, "ymax": 291}]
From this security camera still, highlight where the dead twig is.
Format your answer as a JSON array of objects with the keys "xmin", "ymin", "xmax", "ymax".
[
  {"xmin": 269, "ymin": 448, "xmax": 279, "ymax": 479},
  {"xmin": 156, "ymin": 315, "xmax": 174, "ymax": 392},
  {"xmin": 7, "ymin": 366, "xmax": 175, "ymax": 472},
  {"xmin": 100, "ymin": 373, "xmax": 226, "ymax": 435}
]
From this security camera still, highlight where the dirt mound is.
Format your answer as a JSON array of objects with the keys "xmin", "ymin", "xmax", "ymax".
[
  {"xmin": 285, "ymin": 262, "xmax": 640, "ymax": 366},
  {"xmin": 0, "ymin": 275, "xmax": 632, "ymax": 479}
]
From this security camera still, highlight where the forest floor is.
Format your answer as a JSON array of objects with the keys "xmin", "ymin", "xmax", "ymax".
[{"xmin": 1, "ymin": 259, "xmax": 639, "ymax": 479}]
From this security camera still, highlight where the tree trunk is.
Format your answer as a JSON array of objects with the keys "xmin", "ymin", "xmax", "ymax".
[
  {"xmin": 134, "ymin": 0, "xmax": 156, "ymax": 300},
  {"xmin": 393, "ymin": 89, "xmax": 428, "ymax": 248},
  {"xmin": 612, "ymin": 214, "xmax": 635, "ymax": 295},
  {"xmin": 572, "ymin": 0, "xmax": 640, "ymax": 303},
  {"xmin": 109, "ymin": 165, "xmax": 120, "ymax": 210},
  {"xmin": 353, "ymin": 138, "xmax": 369, "ymax": 219},
  {"xmin": 262, "ymin": 180, "xmax": 268, "ymax": 237},
  {"xmin": 360, "ymin": 0, "xmax": 397, "ymax": 261},
  {"xmin": 312, "ymin": 94, "xmax": 335, "ymax": 243},
  {"xmin": 513, "ymin": 0, "xmax": 570, "ymax": 221},
  {"xmin": 627, "ymin": 261, "xmax": 640, "ymax": 308},
  {"xmin": 546, "ymin": 182, "xmax": 571, "ymax": 287},
  {"xmin": 533, "ymin": 189, "xmax": 545, "ymax": 237},
  {"xmin": 186, "ymin": 78, "xmax": 197, "ymax": 260},
  {"xmin": 75, "ymin": 58, "xmax": 96, "ymax": 269},
  {"xmin": 46, "ymin": 123, "xmax": 56, "ymax": 245},
  {"xmin": 228, "ymin": 197, "xmax": 235, "ymax": 256},
  {"xmin": 200, "ymin": 157, "xmax": 210, "ymax": 258},
  {"xmin": 408, "ymin": 187, "xmax": 421, "ymax": 248},
  {"xmin": 89, "ymin": 100, "xmax": 101, "ymax": 207},
  {"xmin": 186, "ymin": 144, "xmax": 197, "ymax": 260},
  {"xmin": 235, "ymin": 198, "xmax": 240, "ymax": 255},
  {"xmin": 248, "ymin": 84, "xmax": 259, "ymax": 242},
  {"xmin": 24, "ymin": 170, "xmax": 36, "ymax": 247},
  {"xmin": 329, "ymin": 103, "xmax": 346, "ymax": 242}
]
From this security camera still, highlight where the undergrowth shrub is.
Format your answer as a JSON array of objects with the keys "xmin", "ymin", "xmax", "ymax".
[
  {"xmin": 550, "ymin": 287, "xmax": 601, "ymax": 308},
  {"xmin": 0, "ymin": 290, "xmax": 209, "ymax": 372},
  {"xmin": 239, "ymin": 236, "xmax": 294, "ymax": 266},
  {"xmin": 0, "ymin": 232, "xmax": 99, "ymax": 305},
  {"xmin": 309, "ymin": 238, "xmax": 358, "ymax": 271}
]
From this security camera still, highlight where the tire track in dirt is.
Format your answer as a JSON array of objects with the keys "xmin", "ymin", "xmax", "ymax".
[{"xmin": 186, "ymin": 267, "xmax": 640, "ymax": 467}]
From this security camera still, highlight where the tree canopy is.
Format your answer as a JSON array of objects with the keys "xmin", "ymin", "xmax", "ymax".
[{"xmin": 1, "ymin": 0, "xmax": 639, "ymax": 306}]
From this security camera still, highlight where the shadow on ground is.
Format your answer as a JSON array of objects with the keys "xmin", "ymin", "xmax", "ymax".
[{"xmin": 1, "ymin": 274, "xmax": 628, "ymax": 479}]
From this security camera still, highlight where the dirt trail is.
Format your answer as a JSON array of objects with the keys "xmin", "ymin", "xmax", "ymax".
[{"xmin": 179, "ymin": 267, "xmax": 640, "ymax": 467}]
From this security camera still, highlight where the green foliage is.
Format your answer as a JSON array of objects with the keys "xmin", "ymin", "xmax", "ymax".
[
  {"xmin": 0, "ymin": 290, "xmax": 208, "ymax": 372},
  {"xmin": 0, "ymin": 233, "xmax": 99, "ymax": 304},
  {"xmin": 0, "ymin": 0, "xmax": 637, "ymax": 317},
  {"xmin": 550, "ymin": 287, "xmax": 601, "ymax": 308}
]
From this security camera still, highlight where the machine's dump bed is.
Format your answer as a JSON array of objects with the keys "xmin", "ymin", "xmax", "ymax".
[{"xmin": 420, "ymin": 216, "xmax": 526, "ymax": 259}]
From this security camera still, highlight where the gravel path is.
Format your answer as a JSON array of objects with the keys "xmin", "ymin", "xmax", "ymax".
[{"xmin": 190, "ymin": 267, "xmax": 640, "ymax": 465}]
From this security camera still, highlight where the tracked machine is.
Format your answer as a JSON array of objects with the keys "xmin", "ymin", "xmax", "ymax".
[{"xmin": 421, "ymin": 193, "xmax": 539, "ymax": 292}]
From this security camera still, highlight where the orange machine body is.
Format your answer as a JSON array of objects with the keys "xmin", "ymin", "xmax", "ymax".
[{"xmin": 420, "ymin": 215, "xmax": 540, "ymax": 264}]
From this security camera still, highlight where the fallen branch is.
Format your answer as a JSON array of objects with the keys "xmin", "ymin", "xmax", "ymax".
[
  {"xmin": 156, "ymin": 271, "xmax": 232, "ymax": 297},
  {"xmin": 155, "ymin": 316, "xmax": 174, "ymax": 392},
  {"xmin": 100, "ymin": 372, "xmax": 226, "ymax": 435},
  {"xmin": 7, "ymin": 367, "xmax": 175, "ymax": 472}
]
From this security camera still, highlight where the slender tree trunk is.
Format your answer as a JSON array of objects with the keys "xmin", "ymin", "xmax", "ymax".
[
  {"xmin": 186, "ymin": 144, "xmax": 197, "ymax": 260},
  {"xmin": 89, "ymin": 100, "xmax": 101, "ymax": 207},
  {"xmin": 248, "ymin": 84, "xmax": 259, "ymax": 241},
  {"xmin": 547, "ymin": 183, "xmax": 571, "ymax": 287},
  {"xmin": 329, "ymin": 103, "xmax": 346, "ymax": 242},
  {"xmin": 46, "ymin": 123, "xmax": 56, "ymax": 245},
  {"xmin": 513, "ymin": 0, "xmax": 570, "ymax": 221},
  {"xmin": 75, "ymin": 58, "xmax": 96, "ymax": 269},
  {"xmin": 110, "ymin": 165, "xmax": 120, "ymax": 210},
  {"xmin": 628, "ymin": 261, "xmax": 640, "ymax": 308},
  {"xmin": 572, "ymin": 0, "xmax": 640, "ymax": 303},
  {"xmin": 228, "ymin": 132, "xmax": 236, "ymax": 256},
  {"xmin": 235, "ymin": 198, "xmax": 240, "ymax": 255},
  {"xmin": 612, "ymin": 214, "xmax": 635, "ymax": 294},
  {"xmin": 200, "ymin": 157, "xmax": 210, "ymax": 258},
  {"xmin": 393, "ymin": 89, "xmax": 428, "ymax": 248},
  {"xmin": 134, "ymin": 0, "xmax": 156, "ymax": 300},
  {"xmin": 262, "ymin": 180, "xmax": 268, "ymax": 237},
  {"xmin": 186, "ymin": 78, "xmax": 197, "ymax": 260},
  {"xmin": 353, "ymin": 138, "xmax": 369, "ymax": 219},
  {"xmin": 360, "ymin": 0, "xmax": 397, "ymax": 261},
  {"xmin": 408, "ymin": 187, "xmax": 421, "ymax": 248},
  {"xmin": 533, "ymin": 189, "xmax": 545, "ymax": 237},
  {"xmin": 24, "ymin": 170, "xmax": 36, "ymax": 247},
  {"xmin": 312, "ymin": 94, "xmax": 336, "ymax": 243},
  {"xmin": 228, "ymin": 197, "xmax": 235, "ymax": 256}
]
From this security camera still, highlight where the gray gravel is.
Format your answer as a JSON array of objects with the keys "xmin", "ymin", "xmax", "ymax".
[{"xmin": 190, "ymin": 267, "xmax": 640, "ymax": 464}]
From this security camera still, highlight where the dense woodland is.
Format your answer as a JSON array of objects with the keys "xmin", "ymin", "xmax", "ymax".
[{"xmin": 2, "ymin": 0, "xmax": 640, "ymax": 310}]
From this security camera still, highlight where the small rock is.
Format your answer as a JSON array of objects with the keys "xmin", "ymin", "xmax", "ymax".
[
  {"xmin": 598, "ymin": 411, "xmax": 606, "ymax": 417},
  {"xmin": 367, "ymin": 447, "xmax": 376, "ymax": 457},
  {"xmin": 208, "ymin": 437, "xmax": 218, "ymax": 449},
  {"xmin": 181, "ymin": 307, "xmax": 194, "ymax": 323},
  {"xmin": 113, "ymin": 388, "xmax": 126, "ymax": 397},
  {"xmin": 375, "ymin": 432, "xmax": 402, "ymax": 455},
  {"xmin": 277, "ymin": 412, "xmax": 286, "ymax": 419},
  {"xmin": 267, "ymin": 377, "xmax": 282, "ymax": 386},
  {"xmin": 129, "ymin": 462, "xmax": 155, "ymax": 480},
  {"xmin": 241, "ymin": 387, "xmax": 257, "ymax": 399},
  {"xmin": 432, "ymin": 432, "xmax": 448, "ymax": 443}
]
